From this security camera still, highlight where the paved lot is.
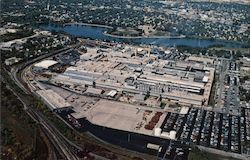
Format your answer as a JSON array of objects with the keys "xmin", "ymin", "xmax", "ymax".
[
  {"xmin": 162, "ymin": 107, "xmax": 250, "ymax": 155},
  {"xmin": 84, "ymin": 99, "xmax": 166, "ymax": 136},
  {"xmin": 43, "ymin": 82, "xmax": 250, "ymax": 156}
]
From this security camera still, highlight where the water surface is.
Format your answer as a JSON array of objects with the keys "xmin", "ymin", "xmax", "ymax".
[{"xmin": 40, "ymin": 23, "xmax": 243, "ymax": 48}]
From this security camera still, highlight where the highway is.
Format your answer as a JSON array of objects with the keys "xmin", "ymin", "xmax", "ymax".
[
  {"xmin": 35, "ymin": 110, "xmax": 80, "ymax": 160},
  {"xmin": 3, "ymin": 45, "xmax": 84, "ymax": 160},
  {"xmin": 3, "ymin": 72, "xmax": 81, "ymax": 160}
]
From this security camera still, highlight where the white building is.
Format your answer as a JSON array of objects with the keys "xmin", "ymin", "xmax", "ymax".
[{"xmin": 33, "ymin": 60, "xmax": 58, "ymax": 72}]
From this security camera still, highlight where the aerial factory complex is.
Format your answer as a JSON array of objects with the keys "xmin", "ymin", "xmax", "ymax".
[
  {"xmin": 1, "ymin": 0, "xmax": 250, "ymax": 159},
  {"xmin": 21, "ymin": 40, "xmax": 249, "ymax": 159},
  {"xmin": 31, "ymin": 43, "xmax": 214, "ymax": 132}
]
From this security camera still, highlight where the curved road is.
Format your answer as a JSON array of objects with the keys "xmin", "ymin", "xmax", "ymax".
[{"xmin": 5, "ymin": 45, "xmax": 83, "ymax": 160}]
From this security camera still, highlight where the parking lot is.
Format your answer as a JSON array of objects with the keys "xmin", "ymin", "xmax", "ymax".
[
  {"xmin": 222, "ymin": 61, "xmax": 240, "ymax": 115},
  {"xmin": 160, "ymin": 107, "xmax": 250, "ymax": 154}
]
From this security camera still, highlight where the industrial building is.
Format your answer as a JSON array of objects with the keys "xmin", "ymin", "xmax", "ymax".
[
  {"xmin": 26, "ymin": 42, "xmax": 249, "ymax": 157},
  {"xmin": 36, "ymin": 89, "xmax": 72, "ymax": 111},
  {"xmin": 30, "ymin": 44, "xmax": 216, "ymax": 142},
  {"xmin": 51, "ymin": 45, "xmax": 214, "ymax": 106},
  {"xmin": 33, "ymin": 60, "xmax": 58, "ymax": 72},
  {"xmin": 187, "ymin": 56, "xmax": 214, "ymax": 64}
]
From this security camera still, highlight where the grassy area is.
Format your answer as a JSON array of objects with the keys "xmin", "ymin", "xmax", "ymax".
[
  {"xmin": 188, "ymin": 147, "xmax": 240, "ymax": 160},
  {"xmin": 176, "ymin": 45, "xmax": 231, "ymax": 58},
  {"xmin": 35, "ymin": 100, "xmax": 71, "ymax": 134},
  {"xmin": 0, "ymin": 29, "xmax": 34, "ymax": 42},
  {"xmin": 1, "ymin": 82, "xmax": 48, "ymax": 160},
  {"xmin": 107, "ymin": 27, "xmax": 142, "ymax": 37}
]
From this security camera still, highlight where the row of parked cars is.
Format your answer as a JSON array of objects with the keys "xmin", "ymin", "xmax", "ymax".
[
  {"xmin": 199, "ymin": 111, "xmax": 213, "ymax": 146},
  {"xmin": 231, "ymin": 116, "xmax": 240, "ymax": 152},
  {"xmin": 161, "ymin": 107, "xmax": 250, "ymax": 154},
  {"xmin": 180, "ymin": 108, "xmax": 198, "ymax": 141},
  {"xmin": 243, "ymin": 108, "xmax": 250, "ymax": 155},
  {"xmin": 210, "ymin": 112, "xmax": 221, "ymax": 148}
]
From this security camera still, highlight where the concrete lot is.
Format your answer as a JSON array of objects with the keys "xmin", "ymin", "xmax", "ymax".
[{"xmin": 84, "ymin": 99, "xmax": 164, "ymax": 135}]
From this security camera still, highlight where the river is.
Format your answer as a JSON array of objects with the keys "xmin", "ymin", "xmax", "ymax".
[{"xmin": 40, "ymin": 23, "xmax": 243, "ymax": 48}]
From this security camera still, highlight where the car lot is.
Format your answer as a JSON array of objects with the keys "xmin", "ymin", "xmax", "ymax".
[
  {"xmin": 223, "ymin": 61, "xmax": 240, "ymax": 116},
  {"xmin": 242, "ymin": 108, "xmax": 250, "ymax": 155},
  {"xmin": 160, "ymin": 107, "xmax": 250, "ymax": 154}
]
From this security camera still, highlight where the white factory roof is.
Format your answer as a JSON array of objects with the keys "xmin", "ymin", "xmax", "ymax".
[
  {"xmin": 202, "ymin": 76, "xmax": 209, "ymax": 83},
  {"xmin": 180, "ymin": 107, "xmax": 189, "ymax": 115},
  {"xmin": 160, "ymin": 130, "xmax": 176, "ymax": 140},
  {"xmin": 138, "ymin": 75, "xmax": 205, "ymax": 89},
  {"xmin": 106, "ymin": 90, "xmax": 117, "ymax": 97},
  {"xmin": 85, "ymin": 87, "xmax": 103, "ymax": 95},
  {"xmin": 188, "ymin": 56, "xmax": 214, "ymax": 64},
  {"xmin": 36, "ymin": 89, "xmax": 71, "ymax": 110},
  {"xmin": 34, "ymin": 60, "xmax": 58, "ymax": 69},
  {"xmin": 134, "ymin": 93, "xmax": 146, "ymax": 101}
]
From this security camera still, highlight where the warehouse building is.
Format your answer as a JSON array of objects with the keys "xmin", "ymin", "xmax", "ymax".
[
  {"xmin": 51, "ymin": 46, "xmax": 214, "ymax": 106},
  {"xmin": 33, "ymin": 60, "xmax": 58, "ymax": 72},
  {"xmin": 36, "ymin": 89, "xmax": 72, "ymax": 111}
]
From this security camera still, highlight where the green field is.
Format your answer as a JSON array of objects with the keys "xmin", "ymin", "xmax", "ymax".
[{"xmin": 188, "ymin": 148, "xmax": 240, "ymax": 160}]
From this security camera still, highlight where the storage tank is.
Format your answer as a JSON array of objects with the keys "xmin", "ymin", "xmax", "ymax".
[
  {"xmin": 169, "ymin": 130, "xmax": 176, "ymax": 140},
  {"xmin": 154, "ymin": 128, "xmax": 162, "ymax": 137}
]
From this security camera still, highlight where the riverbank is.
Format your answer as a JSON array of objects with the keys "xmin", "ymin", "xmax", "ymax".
[
  {"xmin": 65, "ymin": 22, "xmax": 113, "ymax": 29},
  {"xmin": 65, "ymin": 22, "xmax": 186, "ymax": 39},
  {"xmin": 58, "ymin": 22, "xmax": 246, "ymax": 45},
  {"xmin": 103, "ymin": 31, "xmax": 186, "ymax": 39},
  {"xmin": 39, "ymin": 23, "xmax": 244, "ymax": 48}
]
